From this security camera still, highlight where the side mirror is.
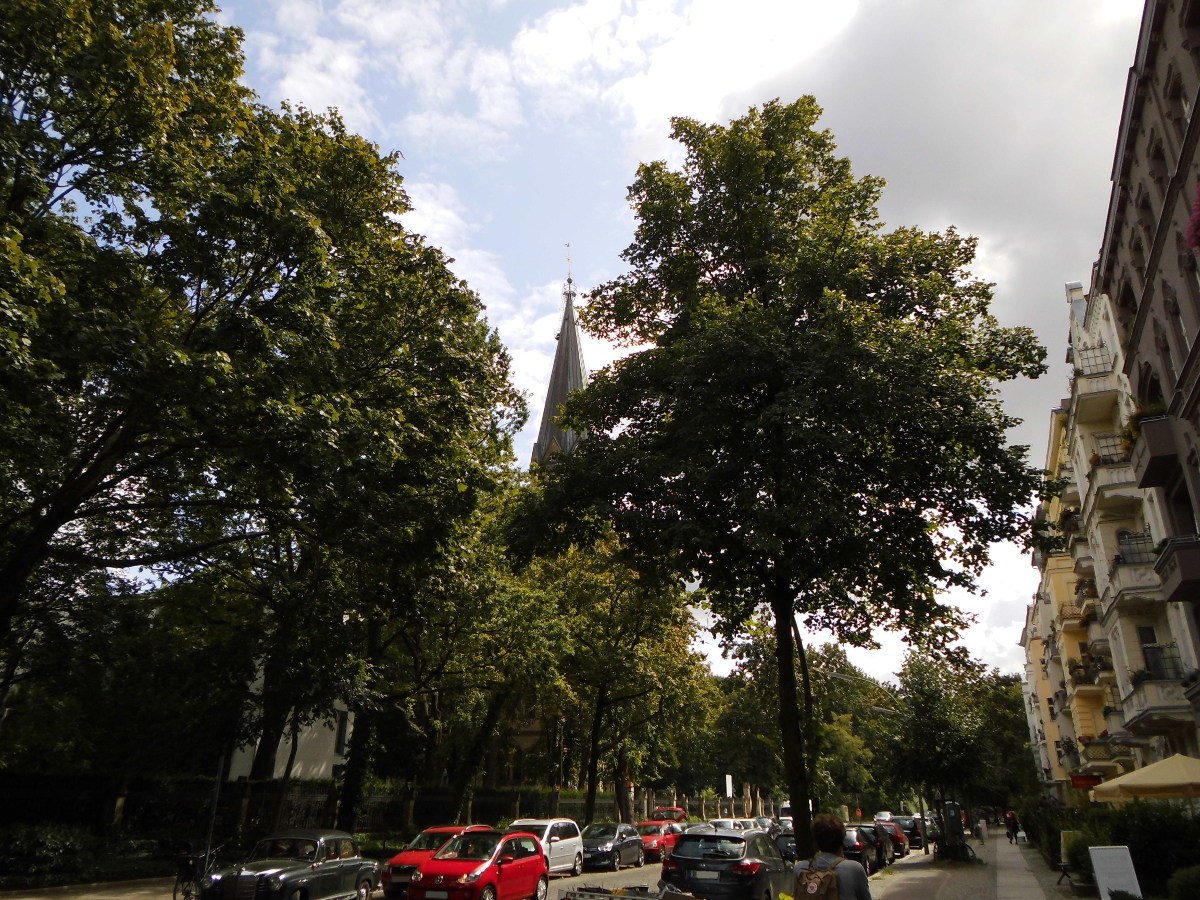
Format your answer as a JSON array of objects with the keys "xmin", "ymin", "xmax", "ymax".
[
  {"xmin": 782, "ymin": 849, "xmax": 796, "ymax": 862},
  {"xmin": 500, "ymin": 856, "xmax": 515, "ymax": 866},
  {"xmin": 549, "ymin": 836, "xmax": 561, "ymax": 844}
]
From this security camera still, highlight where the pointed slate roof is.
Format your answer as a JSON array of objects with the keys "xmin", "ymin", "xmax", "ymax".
[{"xmin": 532, "ymin": 279, "xmax": 588, "ymax": 467}]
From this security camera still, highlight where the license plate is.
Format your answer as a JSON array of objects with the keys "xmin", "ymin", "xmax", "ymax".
[
  {"xmin": 425, "ymin": 892, "xmax": 448, "ymax": 898},
  {"xmin": 692, "ymin": 871, "xmax": 719, "ymax": 880},
  {"xmin": 393, "ymin": 875, "xmax": 411, "ymax": 883},
  {"xmin": 583, "ymin": 852, "xmax": 594, "ymax": 857}
]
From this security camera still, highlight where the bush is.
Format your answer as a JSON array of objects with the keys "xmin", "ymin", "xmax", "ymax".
[
  {"xmin": 1109, "ymin": 801, "xmax": 1200, "ymax": 897},
  {"xmin": 0, "ymin": 824, "xmax": 99, "ymax": 878},
  {"xmin": 1169, "ymin": 864, "xmax": 1200, "ymax": 900},
  {"xmin": 1065, "ymin": 831, "xmax": 1097, "ymax": 879}
]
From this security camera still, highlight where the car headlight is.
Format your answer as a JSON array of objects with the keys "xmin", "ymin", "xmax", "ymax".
[
  {"xmin": 201, "ymin": 875, "xmax": 220, "ymax": 889},
  {"xmin": 411, "ymin": 871, "xmax": 422, "ymax": 882},
  {"xmin": 648, "ymin": 841, "xmax": 659, "ymax": 848},
  {"xmin": 268, "ymin": 875, "xmax": 285, "ymax": 892},
  {"xmin": 601, "ymin": 843, "xmax": 613, "ymax": 852},
  {"xmin": 457, "ymin": 867, "xmax": 486, "ymax": 884}
]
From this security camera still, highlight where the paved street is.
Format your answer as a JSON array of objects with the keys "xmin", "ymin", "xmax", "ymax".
[{"xmin": 0, "ymin": 841, "xmax": 1063, "ymax": 900}]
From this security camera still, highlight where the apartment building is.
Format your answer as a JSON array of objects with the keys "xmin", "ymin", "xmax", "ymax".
[{"xmin": 1021, "ymin": 280, "xmax": 1200, "ymax": 799}]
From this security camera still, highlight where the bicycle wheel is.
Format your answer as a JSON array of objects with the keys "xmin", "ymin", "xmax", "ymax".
[
  {"xmin": 181, "ymin": 877, "xmax": 199, "ymax": 900},
  {"xmin": 174, "ymin": 876, "xmax": 184, "ymax": 900}
]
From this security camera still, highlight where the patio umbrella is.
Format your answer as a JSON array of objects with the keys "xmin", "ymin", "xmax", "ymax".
[{"xmin": 1092, "ymin": 753, "xmax": 1200, "ymax": 800}]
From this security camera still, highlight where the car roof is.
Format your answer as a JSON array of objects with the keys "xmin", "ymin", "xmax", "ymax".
[
  {"xmin": 424, "ymin": 825, "xmax": 492, "ymax": 833},
  {"xmin": 262, "ymin": 830, "xmax": 353, "ymax": 841},
  {"xmin": 682, "ymin": 828, "xmax": 750, "ymax": 839},
  {"xmin": 510, "ymin": 819, "xmax": 570, "ymax": 826}
]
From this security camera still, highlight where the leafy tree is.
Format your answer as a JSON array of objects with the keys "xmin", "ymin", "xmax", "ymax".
[
  {"xmin": 533, "ymin": 97, "xmax": 1045, "ymax": 852},
  {"xmin": 0, "ymin": 0, "xmax": 522, "ymax": 651}
]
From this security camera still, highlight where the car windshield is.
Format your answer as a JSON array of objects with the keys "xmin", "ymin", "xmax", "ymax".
[
  {"xmin": 893, "ymin": 817, "xmax": 914, "ymax": 828},
  {"xmin": 250, "ymin": 839, "xmax": 318, "ymax": 861},
  {"xmin": 636, "ymin": 825, "xmax": 663, "ymax": 836},
  {"xmin": 710, "ymin": 820, "xmax": 735, "ymax": 829},
  {"xmin": 582, "ymin": 824, "xmax": 618, "ymax": 839},
  {"xmin": 434, "ymin": 834, "xmax": 501, "ymax": 861},
  {"xmin": 650, "ymin": 810, "xmax": 676, "ymax": 820},
  {"xmin": 672, "ymin": 836, "xmax": 746, "ymax": 860},
  {"xmin": 503, "ymin": 824, "xmax": 542, "ymax": 837},
  {"xmin": 407, "ymin": 832, "xmax": 453, "ymax": 852}
]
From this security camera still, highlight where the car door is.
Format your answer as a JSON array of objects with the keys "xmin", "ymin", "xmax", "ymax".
[
  {"xmin": 338, "ymin": 838, "xmax": 362, "ymax": 895},
  {"xmin": 313, "ymin": 840, "xmax": 342, "ymax": 899},
  {"xmin": 496, "ymin": 838, "xmax": 524, "ymax": 900},
  {"xmin": 757, "ymin": 834, "xmax": 790, "ymax": 898},
  {"xmin": 621, "ymin": 826, "xmax": 638, "ymax": 864},
  {"xmin": 516, "ymin": 837, "xmax": 541, "ymax": 897},
  {"xmin": 553, "ymin": 822, "xmax": 577, "ymax": 871}
]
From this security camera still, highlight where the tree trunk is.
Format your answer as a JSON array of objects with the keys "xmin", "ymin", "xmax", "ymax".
[
  {"xmin": 250, "ymin": 686, "xmax": 291, "ymax": 781},
  {"xmin": 271, "ymin": 709, "xmax": 301, "ymax": 830},
  {"xmin": 336, "ymin": 707, "xmax": 374, "ymax": 832},
  {"xmin": 583, "ymin": 686, "xmax": 607, "ymax": 825},
  {"xmin": 771, "ymin": 593, "xmax": 814, "ymax": 856},
  {"xmin": 450, "ymin": 686, "xmax": 513, "ymax": 823},
  {"xmin": 791, "ymin": 619, "xmax": 819, "ymax": 808},
  {"xmin": 614, "ymin": 742, "xmax": 633, "ymax": 823}
]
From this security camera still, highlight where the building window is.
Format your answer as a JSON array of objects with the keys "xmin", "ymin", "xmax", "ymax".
[
  {"xmin": 335, "ymin": 710, "xmax": 350, "ymax": 756},
  {"xmin": 1138, "ymin": 626, "xmax": 1183, "ymax": 680},
  {"xmin": 1115, "ymin": 531, "xmax": 1155, "ymax": 565},
  {"xmin": 1094, "ymin": 432, "xmax": 1126, "ymax": 464}
]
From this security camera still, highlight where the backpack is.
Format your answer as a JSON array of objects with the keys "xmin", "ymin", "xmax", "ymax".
[{"xmin": 795, "ymin": 856, "xmax": 840, "ymax": 900}]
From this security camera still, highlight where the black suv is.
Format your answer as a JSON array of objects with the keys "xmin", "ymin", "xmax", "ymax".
[
  {"xmin": 662, "ymin": 830, "xmax": 791, "ymax": 900},
  {"xmin": 202, "ymin": 830, "xmax": 380, "ymax": 900}
]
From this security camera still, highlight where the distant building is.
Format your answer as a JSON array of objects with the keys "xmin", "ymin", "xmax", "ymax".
[{"xmin": 532, "ymin": 277, "xmax": 588, "ymax": 467}]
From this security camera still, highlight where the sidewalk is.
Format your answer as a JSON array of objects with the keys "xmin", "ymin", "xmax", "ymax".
[
  {"xmin": 0, "ymin": 878, "xmax": 174, "ymax": 900},
  {"xmin": 872, "ymin": 837, "xmax": 1051, "ymax": 900}
]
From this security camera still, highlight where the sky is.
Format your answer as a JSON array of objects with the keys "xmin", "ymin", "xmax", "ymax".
[{"xmin": 220, "ymin": 0, "xmax": 1147, "ymax": 680}]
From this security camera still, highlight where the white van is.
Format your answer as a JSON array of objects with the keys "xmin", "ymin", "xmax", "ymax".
[{"xmin": 505, "ymin": 819, "xmax": 584, "ymax": 875}]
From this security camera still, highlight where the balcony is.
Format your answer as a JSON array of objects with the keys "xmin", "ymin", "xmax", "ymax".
[
  {"xmin": 1072, "ymin": 538, "xmax": 1095, "ymax": 576},
  {"xmin": 1103, "ymin": 559, "xmax": 1162, "ymax": 616},
  {"xmin": 1057, "ymin": 604, "xmax": 1085, "ymax": 627},
  {"xmin": 1075, "ymin": 738, "xmax": 1133, "ymax": 774},
  {"xmin": 1129, "ymin": 416, "xmax": 1178, "ymax": 488},
  {"xmin": 1068, "ymin": 663, "xmax": 1107, "ymax": 697},
  {"xmin": 1083, "ymin": 463, "xmax": 1137, "ymax": 522},
  {"xmin": 1074, "ymin": 369, "xmax": 1120, "ymax": 423},
  {"xmin": 1122, "ymin": 679, "xmax": 1193, "ymax": 734},
  {"xmin": 1154, "ymin": 536, "xmax": 1200, "ymax": 604}
]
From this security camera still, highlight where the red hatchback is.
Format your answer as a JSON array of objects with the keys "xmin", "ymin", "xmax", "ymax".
[
  {"xmin": 384, "ymin": 826, "xmax": 495, "ymax": 899},
  {"xmin": 649, "ymin": 807, "xmax": 687, "ymax": 823},
  {"xmin": 410, "ymin": 831, "xmax": 548, "ymax": 900},
  {"xmin": 635, "ymin": 822, "xmax": 681, "ymax": 861},
  {"xmin": 877, "ymin": 821, "xmax": 910, "ymax": 857}
]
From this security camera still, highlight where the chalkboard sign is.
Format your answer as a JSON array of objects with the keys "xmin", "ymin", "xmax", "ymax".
[{"xmin": 1088, "ymin": 846, "xmax": 1141, "ymax": 900}]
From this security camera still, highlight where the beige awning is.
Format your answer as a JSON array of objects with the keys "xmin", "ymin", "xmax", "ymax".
[{"xmin": 1092, "ymin": 753, "xmax": 1200, "ymax": 801}]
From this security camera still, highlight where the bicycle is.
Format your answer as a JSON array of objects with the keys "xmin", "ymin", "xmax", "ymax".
[{"xmin": 174, "ymin": 843, "xmax": 226, "ymax": 900}]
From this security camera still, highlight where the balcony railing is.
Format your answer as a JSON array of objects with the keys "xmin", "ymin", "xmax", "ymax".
[
  {"xmin": 1115, "ymin": 532, "xmax": 1156, "ymax": 565},
  {"xmin": 1076, "ymin": 344, "xmax": 1113, "ymax": 375},
  {"xmin": 1140, "ymin": 643, "xmax": 1184, "ymax": 681}
]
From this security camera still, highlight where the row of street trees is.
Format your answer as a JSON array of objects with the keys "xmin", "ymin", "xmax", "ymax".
[{"xmin": 0, "ymin": 0, "xmax": 1044, "ymax": 844}]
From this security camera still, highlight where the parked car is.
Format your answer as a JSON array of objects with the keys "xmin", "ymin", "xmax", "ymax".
[
  {"xmin": 650, "ymin": 806, "xmax": 688, "ymax": 822},
  {"xmin": 877, "ymin": 821, "xmax": 909, "ymax": 857},
  {"xmin": 636, "ymin": 822, "xmax": 682, "ymax": 861},
  {"xmin": 661, "ymin": 829, "xmax": 792, "ymax": 900},
  {"xmin": 874, "ymin": 811, "xmax": 893, "ymax": 823},
  {"xmin": 581, "ymin": 822, "xmax": 644, "ymax": 870},
  {"xmin": 776, "ymin": 817, "xmax": 793, "ymax": 835},
  {"xmin": 774, "ymin": 833, "xmax": 796, "ymax": 862},
  {"xmin": 684, "ymin": 823, "xmax": 716, "ymax": 834},
  {"xmin": 709, "ymin": 819, "xmax": 738, "ymax": 830},
  {"xmin": 504, "ymin": 820, "xmax": 583, "ymax": 876},
  {"xmin": 871, "ymin": 823, "xmax": 895, "ymax": 869},
  {"xmin": 891, "ymin": 816, "xmax": 922, "ymax": 850},
  {"xmin": 735, "ymin": 820, "xmax": 757, "ymax": 832},
  {"xmin": 409, "ymin": 830, "xmax": 548, "ymax": 900},
  {"xmin": 751, "ymin": 818, "xmax": 780, "ymax": 838},
  {"xmin": 385, "ymin": 826, "xmax": 495, "ymax": 899},
  {"xmin": 843, "ymin": 827, "xmax": 878, "ymax": 875},
  {"xmin": 201, "ymin": 830, "xmax": 379, "ymax": 900}
]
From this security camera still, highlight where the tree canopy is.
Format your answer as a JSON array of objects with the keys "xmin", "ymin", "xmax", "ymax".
[{"xmin": 534, "ymin": 96, "xmax": 1047, "ymax": 851}]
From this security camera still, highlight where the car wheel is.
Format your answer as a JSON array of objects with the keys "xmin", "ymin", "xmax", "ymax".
[
  {"xmin": 572, "ymin": 854, "xmax": 583, "ymax": 877},
  {"xmin": 288, "ymin": 892, "xmax": 304, "ymax": 900},
  {"xmin": 860, "ymin": 860, "xmax": 870, "ymax": 876},
  {"xmin": 611, "ymin": 850, "xmax": 621, "ymax": 872},
  {"xmin": 480, "ymin": 887, "xmax": 496, "ymax": 900},
  {"xmin": 357, "ymin": 882, "xmax": 372, "ymax": 900},
  {"xmin": 635, "ymin": 848, "xmax": 644, "ymax": 868},
  {"xmin": 534, "ymin": 876, "xmax": 548, "ymax": 900}
]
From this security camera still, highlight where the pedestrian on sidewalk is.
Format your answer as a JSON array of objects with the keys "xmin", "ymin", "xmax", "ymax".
[
  {"xmin": 1004, "ymin": 811, "xmax": 1018, "ymax": 844},
  {"xmin": 793, "ymin": 813, "xmax": 872, "ymax": 900}
]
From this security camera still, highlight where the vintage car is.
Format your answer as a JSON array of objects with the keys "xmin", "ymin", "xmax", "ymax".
[{"xmin": 201, "ymin": 830, "xmax": 380, "ymax": 900}]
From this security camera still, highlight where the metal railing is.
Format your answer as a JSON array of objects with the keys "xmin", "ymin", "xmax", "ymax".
[
  {"xmin": 1094, "ymin": 432, "xmax": 1127, "ymax": 464},
  {"xmin": 1142, "ymin": 642, "xmax": 1184, "ymax": 680},
  {"xmin": 1076, "ymin": 344, "xmax": 1114, "ymax": 375},
  {"xmin": 1115, "ymin": 532, "xmax": 1155, "ymax": 565}
]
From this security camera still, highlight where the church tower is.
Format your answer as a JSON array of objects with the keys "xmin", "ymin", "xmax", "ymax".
[{"xmin": 531, "ymin": 275, "xmax": 588, "ymax": 467}]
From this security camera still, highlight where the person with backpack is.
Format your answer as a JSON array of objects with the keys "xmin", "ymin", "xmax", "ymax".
[{"xmin": 793, "ymin": 813, "xmax": 873, "ymax": 900}]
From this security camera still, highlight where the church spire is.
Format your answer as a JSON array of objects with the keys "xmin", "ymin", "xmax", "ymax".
[{"xmin": 532, "ymin": 272, "xmax": 588, "ymax": 467}]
